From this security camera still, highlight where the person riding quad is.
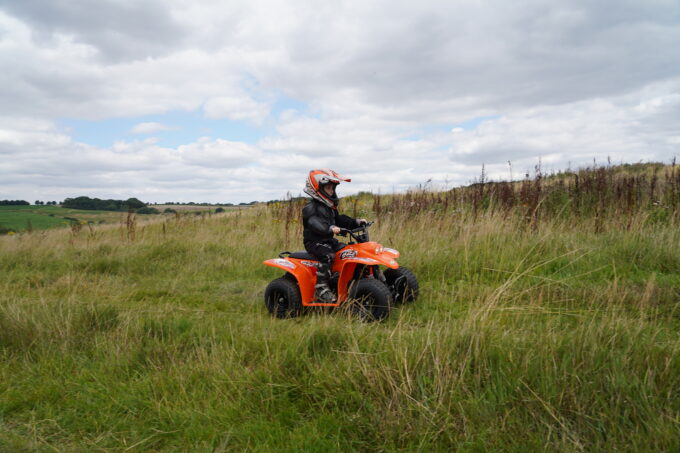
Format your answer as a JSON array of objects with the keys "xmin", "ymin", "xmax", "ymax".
[{"xmin": 303, "ymin": 169, "xmax": 366, "ymax": 303}]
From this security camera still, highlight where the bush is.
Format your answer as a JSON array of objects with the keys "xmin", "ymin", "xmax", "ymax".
[{"xmin": 136, "ymin": 207, "xmax": 160, "ymax": 215}]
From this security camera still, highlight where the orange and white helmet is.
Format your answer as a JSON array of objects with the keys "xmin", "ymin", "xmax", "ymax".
[{"xmin": 304, "ymin": 169, "xmax": 351, "ymax": 208}]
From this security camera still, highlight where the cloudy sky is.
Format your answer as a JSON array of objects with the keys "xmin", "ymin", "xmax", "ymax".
[{"xmin": 1, "ymin": 0, "xmax": 679, "ymax": 203}]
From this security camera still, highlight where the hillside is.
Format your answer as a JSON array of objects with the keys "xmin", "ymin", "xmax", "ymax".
[{"xmin": 0, "ymin": 164, "xmax": 679, "ymax": 451}]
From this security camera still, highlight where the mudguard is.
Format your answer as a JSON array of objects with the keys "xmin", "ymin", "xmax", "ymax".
[
  {"xmin": 263, "ymin": 258, "xmax": 318, "ymax": 305},
  {"xmin": 336, "ymin": 242, "xmax": 399, "ymax": 270},
  {"xmin": 333, "ymin": 242, "xmax": 400, "ymax": 302}
]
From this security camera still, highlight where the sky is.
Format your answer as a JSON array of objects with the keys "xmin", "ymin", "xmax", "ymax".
[{"xmin": 0, "ymin": 0, "xmax": 679, "ymax": 204}]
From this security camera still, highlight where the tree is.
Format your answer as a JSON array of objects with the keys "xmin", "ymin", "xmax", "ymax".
[{"xmin": 124, "ymin": 198, "xmax": 146, "ymax": 210}]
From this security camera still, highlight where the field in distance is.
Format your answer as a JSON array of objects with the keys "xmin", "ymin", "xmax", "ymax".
[
  {"xmin": 0, "ymin": 205, "xmax": 162, "ymax": 234},
  {"xmin": 0, "ymin": 204, "xmax": 243, "ymax": 234},
  {"xmin": 153, "ymin": 204, "xmax": 244, "ymax": 212}
]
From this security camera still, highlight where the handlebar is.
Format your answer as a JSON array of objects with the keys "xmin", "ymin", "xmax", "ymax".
[{"xmin": 338, "ymin": 221, "xmax": 374, "ymax": 242}]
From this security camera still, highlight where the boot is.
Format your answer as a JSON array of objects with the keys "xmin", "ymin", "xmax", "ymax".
[{"xmin": 314, "ymin": 263, "xmax": 336, "ymax": 303}]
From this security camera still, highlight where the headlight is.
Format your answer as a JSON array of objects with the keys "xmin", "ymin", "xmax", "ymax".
[{"xmin": 375, "ymin": 245, "xmax": 384, "ymax": 254}]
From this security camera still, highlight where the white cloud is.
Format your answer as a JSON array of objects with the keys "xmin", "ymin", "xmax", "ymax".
[
  {"xmin": 203, "ymin": 95, "xmax": 270, "ymax": 124},
  {"xmin": 447, "ymin": 79, "xmax": 680, "ymax": 178},
  {"xmin": 130, "ymin": 122, "xmax": 172, "ymax": 134},
  {"xmin": 179, "ymin": 137, "xmax": 261, "ymax": 168}
]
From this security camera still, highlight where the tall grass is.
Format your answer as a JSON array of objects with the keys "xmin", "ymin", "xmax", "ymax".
[{"xmin": 1, "ymin": 164, "xmax": 679, "ymax": 451}]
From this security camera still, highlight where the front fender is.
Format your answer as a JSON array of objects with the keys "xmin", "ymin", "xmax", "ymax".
[
  {"xmin": 334, "ymin": 254, "xmax": 399, "ymax": 303},
  {"xmin": 383, "ymin": 247, "xmax": 400, "ymax": 258},
  {"xmin": 345, "ymin": 254, "xmax": 399, "ymax": 270},
  {"xmin": 337, "ymin": 243, "xmax": 400, "ymax": 270}
]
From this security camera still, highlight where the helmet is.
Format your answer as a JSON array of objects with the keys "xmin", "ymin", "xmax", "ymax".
[{"xmin": 304, "ymin": 169, "xmax": 351, "ymax": 208}]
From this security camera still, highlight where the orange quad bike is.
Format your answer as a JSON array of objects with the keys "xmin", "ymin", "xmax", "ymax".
[{"xmin": 263, "ymin": 222, "xmax": 418, "ymax": 321}]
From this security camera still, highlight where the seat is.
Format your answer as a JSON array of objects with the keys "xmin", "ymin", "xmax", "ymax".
[{"xmin": 288, "ymin": 251, "xmax": 317, "ymax": 260}]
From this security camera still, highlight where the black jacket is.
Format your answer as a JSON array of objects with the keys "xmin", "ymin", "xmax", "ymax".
[{"xmin": 302, "ymin": 199, "xmax": 358, "ymax": 244}]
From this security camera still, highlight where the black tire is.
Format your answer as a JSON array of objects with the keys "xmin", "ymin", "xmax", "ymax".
[
  {"xmin": 349, "ymin": 278, "xmax": 392, "ymax": 322},
  {"xmin": 264, "ymin": 277, "xmax": 302, "ymax": 319},
  {"xmin": 384, "ymin": 267, "xmax": 419, "ymax": 304}
]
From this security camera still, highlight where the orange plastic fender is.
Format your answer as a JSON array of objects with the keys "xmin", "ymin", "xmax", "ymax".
[{"xmin": 263, "ymin": 258, "xmax": 318, "ymax": 305}]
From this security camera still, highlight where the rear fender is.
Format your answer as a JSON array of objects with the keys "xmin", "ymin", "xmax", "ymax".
[{"xmin": 263, "ymin": 258, "xmax": 317, "ymax": 304}]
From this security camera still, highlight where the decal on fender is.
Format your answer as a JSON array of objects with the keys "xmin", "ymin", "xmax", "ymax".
[
  {"xmin": 273, "ymin": 258, "xmax": 296, "ymax": 269},
  {"xmin": 340, "ymin": 249, "xmax": 358, "ymax": 259}
]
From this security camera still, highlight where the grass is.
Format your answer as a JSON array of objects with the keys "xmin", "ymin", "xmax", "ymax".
[
  {"xmin": 0, "ymin": 205, "xmax": 201, "ymax": 235},
  {"xmin": 0, "ymin": 209, "xmax": 69, "ymax": 231},
  {"xmin": 0, "ymin": 165, "xmax": 679, "ymax": 451},
  {"xmin": 0, "ymin": 206, "xmax": 128, "ymax": 234}
]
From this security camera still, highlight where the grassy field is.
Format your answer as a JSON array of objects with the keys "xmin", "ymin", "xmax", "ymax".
[
  {"xmin": 0, "ymin": 205, "xmax": 227, "ymax": 235},
  {"xmin": 0, "ymin": 205, "xmax": 134, "ymax": 234},
  {"xmin": 0, "ymin": 166, "xmax": 679, "ymax": 451},
  {"xmin": 154, "ymin": 205, "xmax": 244, "ymax": 212}
]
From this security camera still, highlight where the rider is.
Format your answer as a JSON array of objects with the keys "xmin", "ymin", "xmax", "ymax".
[{"xmin": 303, "ymin": 169, "xmax": 366, "ymax": 303}]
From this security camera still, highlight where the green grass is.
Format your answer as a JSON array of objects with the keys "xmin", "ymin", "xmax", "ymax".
[
  {"xmin": 0, "ymin": 210, "xmax": 70, "ymax": 231},
  {"xmin": 0, "ymin": 205, "xmax": 166, "ymax": 234},
  {"xmin": 0, "ymin": 204, "xmax": 678, "ymax": 451}
]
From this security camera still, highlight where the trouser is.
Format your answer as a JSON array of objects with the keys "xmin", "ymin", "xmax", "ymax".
[{"xmin": 304, "ymin": 240, "xmax": 343, "ymax": 285}]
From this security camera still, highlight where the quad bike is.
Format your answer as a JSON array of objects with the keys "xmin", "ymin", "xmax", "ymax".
[{"xmin": 263, "ymin": 222, "xmax": 418, "ymax": 321}]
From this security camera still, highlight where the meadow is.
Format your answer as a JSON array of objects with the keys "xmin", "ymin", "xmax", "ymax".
[
  {"xmin": 0, "ymin": 164, "xmax": 678, "ymax": 452},
  {"xmin": 0, "ymin": 205, "xmax": 140, "ymax": 234},
  {"xmin": 0, "ymin": 205, "xmax": 230, "ymax": 236}
]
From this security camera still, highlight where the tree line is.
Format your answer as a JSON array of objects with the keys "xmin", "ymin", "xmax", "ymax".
[
  {"xmin": 61, "ymin": 196, "xmax": 146, "ymax": 211},
  {"xmin": 0, "ymin": 200, "xmax": 30, "ymax": 206}
]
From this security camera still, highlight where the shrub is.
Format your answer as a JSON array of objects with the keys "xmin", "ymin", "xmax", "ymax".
[{"xmin": 136, "ymin": 207, "xmax": 160, "ymax": 215}]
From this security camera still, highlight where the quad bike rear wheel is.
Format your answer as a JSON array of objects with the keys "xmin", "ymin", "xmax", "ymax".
[
  {"xmin": 384, "ymin": 266, "xmax": 419, "ymax": 304},
  {"xmin": 264, "ymin": 277, "xmax": 302, "ymax": 318},
  {"xmin": 349, "ymin": 278, "xmax": 392, "ymax": 322}
]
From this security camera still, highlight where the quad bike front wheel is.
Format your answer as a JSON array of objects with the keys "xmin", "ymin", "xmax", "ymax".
[
  {"xmin": 264, "ymin": 277, "xmax": 302, "ymax": 318},
  {"xmin": 349, "ymin": 278, "xmax": 392, "ymax": 322},
  {"xmin": 384, "ymin": 266, "xmax": 419, "ymax": 304}
]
